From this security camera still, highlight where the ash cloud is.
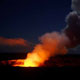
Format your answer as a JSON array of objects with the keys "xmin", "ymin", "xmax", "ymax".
[
  {"xmin": 33, "ymin": 0, "xmax": 80, "ymax": 64},
  {"xmin": 30, "ymin": 0, "xmax": 80, "ymax": 65},
  {"xmin": 38, "ymin": 0, "xmax": 80, "ymax": 58},
  {"xmin": 72, "ymin": 0, "xmax": 80, "ymax": 14},
  {"xmin": 64, "ymin": 0, "xmax": 80, "ymax": 48}
]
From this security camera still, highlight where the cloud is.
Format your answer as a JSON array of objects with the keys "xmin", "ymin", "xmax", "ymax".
[
  {"xmin": 0, "ymin": 37, "xmax": 27, "ymax": 46},
  {"xmin": 0, "ymin": 37, "xmax": 32, "ymax": 53}
]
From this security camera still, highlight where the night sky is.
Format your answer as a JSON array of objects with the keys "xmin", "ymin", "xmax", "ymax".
[
  {"xmin": 0, "ymin": 0, "xmax": 71, "ymax": 43},
  {"xmin": 1, "ymin": 0, "xmax": 79, "ymax": 53}
]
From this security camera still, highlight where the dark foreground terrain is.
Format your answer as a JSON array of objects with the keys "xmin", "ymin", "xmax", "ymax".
[
  {"xmin": 0, "ymin": 53, "xmax": 80, "ymax": 79},
  {"xmin": 0, "ymin": 67, "xmax": 80, "ymax": 79}
]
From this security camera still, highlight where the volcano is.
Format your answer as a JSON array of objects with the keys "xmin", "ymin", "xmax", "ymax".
[
  {"xmin": 0, "ymin": 53, "xmax": 80, "ymax": 67},
  {"xmin": 0, "ymin": 53, "xmax": 80, "ymax": 79}
]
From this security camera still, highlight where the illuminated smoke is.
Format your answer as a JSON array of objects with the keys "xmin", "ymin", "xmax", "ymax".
[
  {"xmin": 2, "ymin": 0, "xmax": 80, "ymax": 67},
  {"xmin": 0, "ymin": 37, "xmax": 27, "ymax": 46},
  {"xmin": 0, "ymin": 37, "xmax": 31, "ymax": 53},
  {"xmin": 8, "ymin": 32, "xmax": 70, "ymax": 67},
  {"xmin": 20, "ymin": 0, "xmax": 80, "ymax": 67}
]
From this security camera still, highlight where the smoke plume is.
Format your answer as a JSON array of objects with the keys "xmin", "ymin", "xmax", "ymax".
[
  {"xmin": 2, "ymin": 0, "xmax": 80, "ymax": 67},
  {"xmin": 72, "ymin": 0, "xmax": 80, "ymax": 14},
  {"xmin": 22, "ymin": 0, "xmax": 80, "ymax": 67},
  {"xmin": 31, "ymin": 0, "xmax": 80, "ymax": 65},
  {"xmin": 64, "ymin": 0, "xmax": 80, "ymax": 48}
]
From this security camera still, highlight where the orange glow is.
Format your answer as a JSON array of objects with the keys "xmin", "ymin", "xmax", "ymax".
[
  {"xmin": 8, "ymin": 53, "xmax": 43, "ymax": 67},
  {"xmin": 0, "ymin": 37, "xmax": 27, "ymax": 46},
  {"xmin": 7, "ymin": 32, "xmax": 68, "ymax": 67},
  {"xmin": 8, "ymin": 44, "xmax": 50, "ymax": 67}
]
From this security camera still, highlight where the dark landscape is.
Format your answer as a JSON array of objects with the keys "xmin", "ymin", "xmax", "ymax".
[
  {"xmin": 0, "ymin": 0, "xmax": 80, "ymax": 79},
  {"xmin": 0, "ymin": 53, "xmax": 80, "ymax": 79}
]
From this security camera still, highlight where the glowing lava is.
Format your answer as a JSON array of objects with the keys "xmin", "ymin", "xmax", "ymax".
[
  {"xmin": 7, "ymin": 32, "xmax": 69, "ymax": 67},
  {"xmin": 10, "ymin": 52, "xmax": 42, "ymax": 67}
]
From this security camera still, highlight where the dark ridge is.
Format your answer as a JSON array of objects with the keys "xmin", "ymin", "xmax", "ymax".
[
  {"xmin": 0, "ymin": 52, "xmax": 80, "ymax": 60},
  {"xmin": 0, "ymin": 53, "xmax": 80, "ymax": 67},
  {"xmin": 0, "ymin": 66, "xmax": 80, "ymax": 79},
  {"xmin": 0, "ymin": 53, "xmax": 27, "ymax": 60}
]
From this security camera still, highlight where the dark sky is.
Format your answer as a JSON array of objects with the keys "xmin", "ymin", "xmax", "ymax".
[{"xmin": 0, "ymin": 0, "xmax": 71, "ymax": 43}]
